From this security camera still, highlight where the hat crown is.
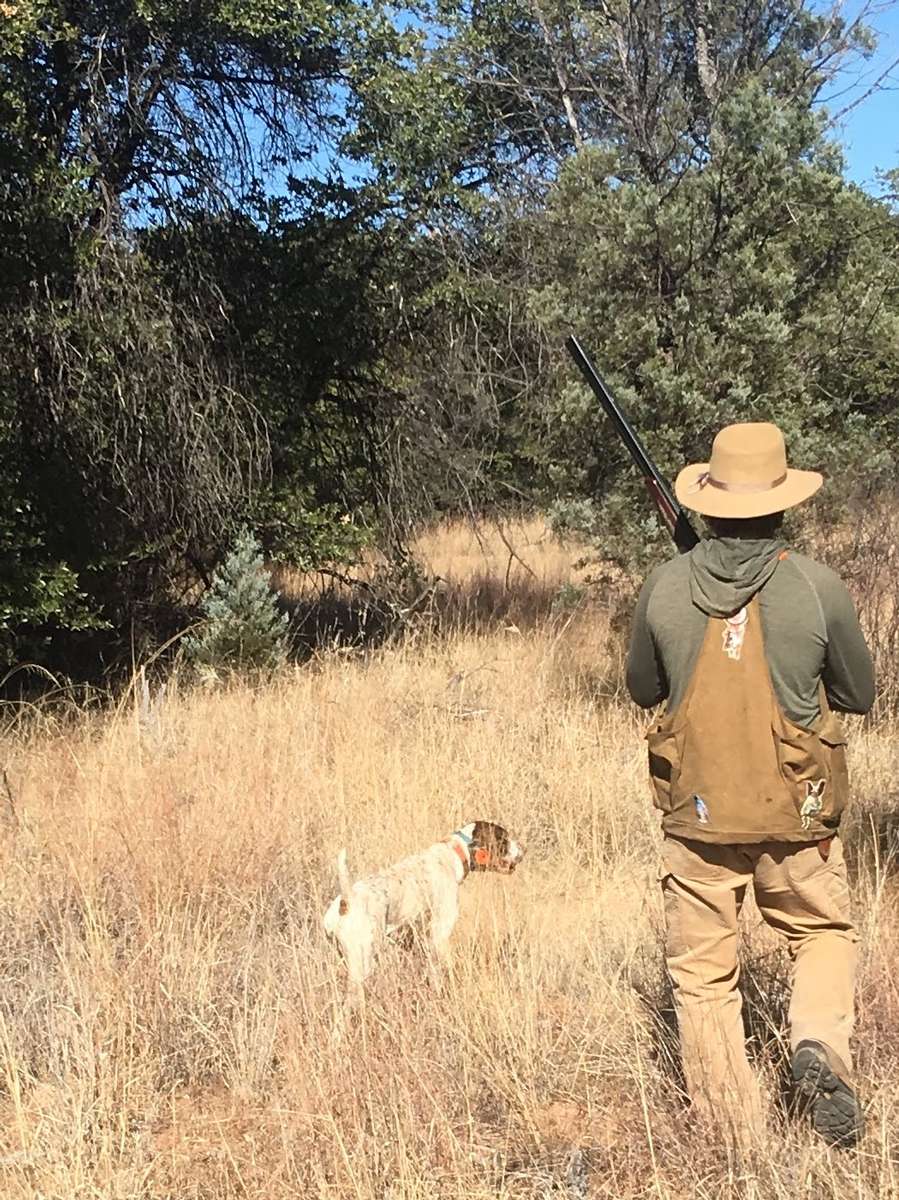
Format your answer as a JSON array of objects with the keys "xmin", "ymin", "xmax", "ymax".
[
  {"xmin": 675, "ymin": 421, "xmax": 821, "ymax": 519},
  {"xmin": 708, "ymin": 422, "xmax": 787, "ymax": 487}
]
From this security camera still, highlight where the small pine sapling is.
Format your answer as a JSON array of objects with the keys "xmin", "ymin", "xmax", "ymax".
[{"xmin": 185, "ymin": 530, "xmax": 289, "ymax": 673}]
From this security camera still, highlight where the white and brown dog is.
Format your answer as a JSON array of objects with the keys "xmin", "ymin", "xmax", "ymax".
[{"xmin": 323, "ymin": 821, "xmax": 524, "ymax": 1024}]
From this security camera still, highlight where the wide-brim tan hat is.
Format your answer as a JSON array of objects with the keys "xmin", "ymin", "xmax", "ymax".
[{"xmin": 675, "ymin": 422, "xmax": 823, "ymax": 519}]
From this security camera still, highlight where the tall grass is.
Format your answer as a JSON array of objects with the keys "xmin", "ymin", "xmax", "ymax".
[
  {"xmin": 804, "ymin": 487, "xmax": 899, "ymax": 719},
  {"xmin": 0, "ymin": 520, "xmax": 896, "ymax": 1197}
]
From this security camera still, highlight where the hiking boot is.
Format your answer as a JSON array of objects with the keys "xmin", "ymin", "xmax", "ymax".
[{"xmin": 791, "ymin": 1039, "xmax": 864, "ymax": 1147}]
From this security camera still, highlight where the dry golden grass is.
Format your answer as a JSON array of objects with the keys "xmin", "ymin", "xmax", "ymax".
[
  {"xmin": 1, "ymin": 521, "xmax": 898, "ymax": 1198},
  {"xmin": 277, "ymin": 516, "xmax": 577, "ymax": 590},
  {"xmin": 272, "ymin": 517, "xmax": 624, "ymax": 643}
]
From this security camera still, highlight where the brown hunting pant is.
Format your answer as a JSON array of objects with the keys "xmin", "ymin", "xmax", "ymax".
[{"xmin": 661, "ymin": 834, "xmax": 857, "ymax": 1134}]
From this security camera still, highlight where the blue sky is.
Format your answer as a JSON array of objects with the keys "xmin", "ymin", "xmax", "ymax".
[{"xmin": 825, "ymin": 2, "xmax": 899, "ymax": 190}]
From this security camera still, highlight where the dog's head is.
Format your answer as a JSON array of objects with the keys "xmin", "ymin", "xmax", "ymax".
[{"xmin": 457, "ymin": 821, "xmax": 524, "ymax": 874}]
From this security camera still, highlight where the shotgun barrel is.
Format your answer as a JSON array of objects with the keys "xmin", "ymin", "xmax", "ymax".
[{"xmin": 565, "ymin": 334, "xmax": 700, "ymax": 553}]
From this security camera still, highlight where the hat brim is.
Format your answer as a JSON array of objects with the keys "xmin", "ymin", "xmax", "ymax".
[{"xmin": 674, "ymin": 464, "xmax": 823, "ymax": 519}]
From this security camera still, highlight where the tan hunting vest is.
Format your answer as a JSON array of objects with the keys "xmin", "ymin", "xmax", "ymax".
[{"xmin": 646, "ymin": 585, "xmax": 849, "ymax": 845}]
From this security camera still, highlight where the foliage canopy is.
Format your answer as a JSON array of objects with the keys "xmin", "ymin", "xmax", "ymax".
[{"xmin": 0, "ymin": 0, "xmax": 897, "ymax": 671}]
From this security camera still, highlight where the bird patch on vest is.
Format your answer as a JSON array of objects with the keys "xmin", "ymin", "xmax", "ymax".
[
  {"xmin": 693, "ymin": 794, "xmax": 711, "ymax": 824},
  {"xmin": 800, "ymin": 779, "xmax": 826, "ymax": 830},
  {"xmin": 722, "ymin": 606, "xmax": 748, "ymax": 661}
]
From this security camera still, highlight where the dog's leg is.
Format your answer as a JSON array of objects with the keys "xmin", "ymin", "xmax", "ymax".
[
  {"xmin": 331, "ymin": 926, "xmax": 375, "ymax": 1041},
  {"xmin": 331, "ymin": 978, "xmax": 364, "ymax": 1044},
  {"xmin": 426, "ymin": 893, "xmax": 459, "ymax": 993}
]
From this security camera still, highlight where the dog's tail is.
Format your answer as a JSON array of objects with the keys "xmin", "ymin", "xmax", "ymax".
[{"xmin": 337, "ymin": 848, "xmax": 352, "ymax": 915}]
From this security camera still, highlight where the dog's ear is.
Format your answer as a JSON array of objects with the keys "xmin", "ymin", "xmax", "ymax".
[{"xmin": 468, "ymin": 821, "xmax": 510, "ymax": 857}]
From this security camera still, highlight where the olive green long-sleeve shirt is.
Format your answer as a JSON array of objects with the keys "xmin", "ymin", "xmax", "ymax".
[{"xmin": 626, "ymin": 543, "xmax": 875, "ymax": 727}]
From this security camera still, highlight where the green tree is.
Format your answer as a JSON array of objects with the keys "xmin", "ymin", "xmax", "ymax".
[
  {"xmin": 0, "ymin": 0, "xmax": 417, "ymax": 669},
  {"xmin": 373, "ymin": 0, "xmax": 899, "ymax": 563}
]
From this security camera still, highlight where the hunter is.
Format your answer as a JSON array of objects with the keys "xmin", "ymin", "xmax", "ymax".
[{"xmin": 626, "ymin": 421, "xmax": 874, "ymax": 1148}]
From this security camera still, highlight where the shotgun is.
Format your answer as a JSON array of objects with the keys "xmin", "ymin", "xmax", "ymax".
[{"xmin": 565, "ymin": 335, "xmax": 700, "ymax": 553}]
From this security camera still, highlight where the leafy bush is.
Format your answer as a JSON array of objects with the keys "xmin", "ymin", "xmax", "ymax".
[
  {"xmin": 184, "ymin": 531, "xmax": 289, "ymax": 674},
  {"xmin": 552, "ymin": 581, "xmax": 587, "ymax": 613}
]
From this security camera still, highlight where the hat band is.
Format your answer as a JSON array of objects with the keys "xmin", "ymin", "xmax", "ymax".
[{"xmin": 692, "ymin": 470, "xmax": 788, "ymax": 495}]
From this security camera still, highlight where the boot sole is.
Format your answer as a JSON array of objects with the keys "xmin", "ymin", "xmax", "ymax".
[{"xmin": 792, "ymin": 1045, "xmax": 864, "ymax": 1147}]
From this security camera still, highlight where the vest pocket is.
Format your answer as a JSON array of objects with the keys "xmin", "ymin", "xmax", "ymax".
[
  {"xmin": 817, "ymin": 711, "xmax": 850, "ymax": 821},
  {"xmin": 772, "ymin": 710, "xmax": 849, "ymax": 829},
  {"xmin": 646, "ymin": 716, "xmax": 684, "ymax": 813}
]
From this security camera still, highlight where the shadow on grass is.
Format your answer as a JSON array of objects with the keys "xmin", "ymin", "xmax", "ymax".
[
  {"xmin": 280, "ymin": 589, "xmax": 395, "ymax": 655},
  {"xmin": 279, "ymin": 570, "xmax": 584, "ymax": 651}
]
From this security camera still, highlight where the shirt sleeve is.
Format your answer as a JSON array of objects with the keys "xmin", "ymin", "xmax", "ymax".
[
  {"xmin": 626, "ymin": 570, "xmax": 668, "ymax": 708},
  {"xmin": 821, "ymin": 572, "xmax": 875, "ymax": 715}
]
